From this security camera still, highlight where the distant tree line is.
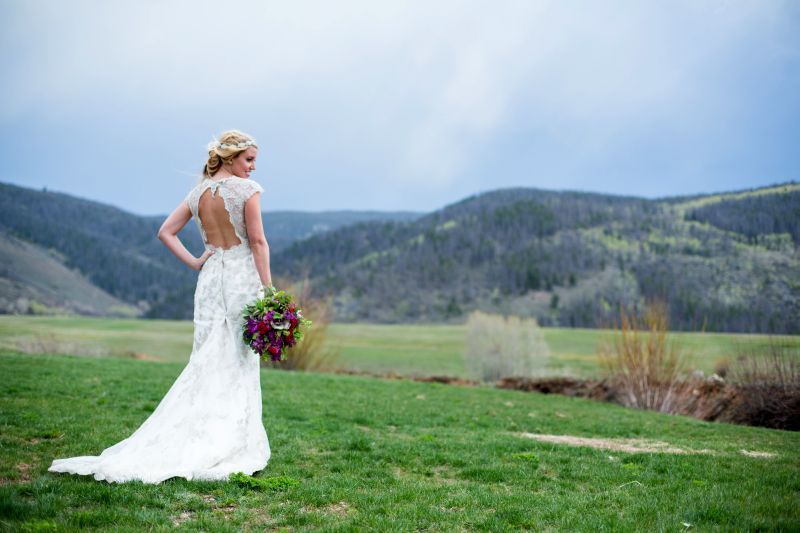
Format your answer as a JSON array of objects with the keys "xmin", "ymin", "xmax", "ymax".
[
  {"xmin": 275, "ymin": 187, "xmax": 800, "ymax": 333},
  {"xmin": 2, "ymin": 181, "xmax": 797, "ymax": 332}
]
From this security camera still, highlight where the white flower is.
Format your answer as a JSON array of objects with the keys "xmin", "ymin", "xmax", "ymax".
[{"xmin": 271, "ymin": 319, "xmax": 291, "ymax": 330}]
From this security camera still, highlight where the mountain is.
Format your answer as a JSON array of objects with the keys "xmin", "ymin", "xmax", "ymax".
[
  {"xmin": 274, "ymin": 182, "xmax": 800, "ymax": 333},
  {"xmin": 0, "ymin": 231, "xmax": 137, "ymax": 316},
  {"xmin": 3, "ymin": 180, "xmax": 797, "ymax": 333},
  {"xmin": 0, "ymin": 181, "xmax": 420, "ymax": 318}
]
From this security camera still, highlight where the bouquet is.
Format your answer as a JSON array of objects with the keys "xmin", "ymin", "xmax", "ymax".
[{"xmin": 242, "ymin": 286, "xmax": 312, "ymax": 362}]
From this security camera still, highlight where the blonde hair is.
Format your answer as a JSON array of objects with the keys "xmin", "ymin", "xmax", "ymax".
[{"xmin": 201, "ymin": 129, "xmax": 258, "ymax": 181}]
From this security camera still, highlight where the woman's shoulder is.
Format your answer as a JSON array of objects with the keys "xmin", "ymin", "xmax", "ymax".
[
  {"xmin": 183, "ymin": 178, "xmax": 211, "ymax": 210},
  {"xmin": 228, "ymin": 177, "xmax": 264, "ymax": 197}
]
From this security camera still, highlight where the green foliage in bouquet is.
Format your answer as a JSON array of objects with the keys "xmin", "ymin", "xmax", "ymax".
[{"xmin": 242, "ymin": 286, "xmax": 312, "ymax": 362}]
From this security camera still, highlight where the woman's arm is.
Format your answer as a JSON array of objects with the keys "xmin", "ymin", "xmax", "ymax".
[
  {"xmin": 157, "ymin": 202, "xmax": 214, "ymax": 271},
  {"xmin": 244, "ymin": 192, "xmax": 272, "ymax": 287}
]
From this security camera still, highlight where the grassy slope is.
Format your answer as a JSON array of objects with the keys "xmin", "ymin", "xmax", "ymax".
[
  {"xmin": 1, "ymin": 352, "xmax": 798, "ymax": 531},
  {"xmin": 2, "ymin": 316, "xmax": 798, "ymax": 379},
  {"xmin": 0, "ymin": 234, "xmax": 137, "ymax": 317}
]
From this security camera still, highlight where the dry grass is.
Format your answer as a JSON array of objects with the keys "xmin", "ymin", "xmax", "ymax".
[
  {"xmin": 263, "ymin": 277, "xmax": 339, "ymax": 372},
  {"xmin": 9, "ymin": 333, "xmax": 140, "ymax": 359},
  {"xmin": 729, "ymin": 338, "xmax": 800, "ymax": 388},
  {"xmin": 726, "ymin": 338, "xmax": 800, "ymax": 430},
  {"xmin": 599, "ymin": 302, "xmax": 686, "ymax": 412},
  {"xmin": 463, "ymin": 311, "xmax": 550, "ymax": 383},
  {"xmin": 517, "ymin": 433, "xmax": 715, "ymax": 455}
]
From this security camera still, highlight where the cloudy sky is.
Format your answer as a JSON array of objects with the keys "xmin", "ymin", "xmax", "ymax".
[{"xmin": 1, "ymin": 1, "xmax": 798, "ymax": 215}]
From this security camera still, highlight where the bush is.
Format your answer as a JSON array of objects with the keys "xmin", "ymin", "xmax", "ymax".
[
  {"xmin": 463, "ymin": 311, "xmax": 550, "ymax": 383},
  {"xmin": 229, "ymin": 472, "xmax": 300, "ymax": 491},
  {"xmin": 599, "ymin": 301, "xmax": 686, "ymax": 412},
  {"xmin": 726, "ymin": 338, "xmax": 800, "ymax": 430},
  {"xmin": 262, "ymin": 277, "xmax": 339, "ymax": 372}
]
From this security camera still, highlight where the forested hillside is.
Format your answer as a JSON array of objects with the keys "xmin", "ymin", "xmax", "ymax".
[
  {"xmin": 2, "ymin": 181, "xmax": 797, "ymax": 332},
  {"xmin": 0, "ymin": 183, "xmax": 199, "ymax": 317},
  {"xmin": 274, "ymin": 183, "xmax": 800, "ymax": 333},
  {"xmin": 0, "ymin": 182, "xmax": 418, "ymax": 318}
]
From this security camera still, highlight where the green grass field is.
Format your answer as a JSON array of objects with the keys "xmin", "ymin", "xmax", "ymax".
[
  {"xmin": 2, "ymin": 316, "xmax": 797, "ymax": 379},
  {"xmin": 2, "ymin": 352, "xmax": 799, "ymax": 530}
]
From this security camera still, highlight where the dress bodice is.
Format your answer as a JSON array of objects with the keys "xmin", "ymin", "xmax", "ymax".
[{"xmin": 183, "ymin": 177, "xmax": 263, "ymax": 250}]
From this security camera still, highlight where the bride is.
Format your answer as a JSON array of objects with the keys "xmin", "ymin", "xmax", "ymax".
[{"xmin": 48, "ymin": 130, "xmax": 272, "ymax": 484}]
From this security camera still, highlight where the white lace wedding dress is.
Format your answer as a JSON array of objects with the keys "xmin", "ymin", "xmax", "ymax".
[{"xmin": 48, "ymin": 177, "xmax": 270, "ymax": 484}]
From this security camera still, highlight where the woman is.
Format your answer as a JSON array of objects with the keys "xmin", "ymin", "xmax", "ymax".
[{"xmin": 48, "ymin": 130, "xmax": 273, "ymax": 483}]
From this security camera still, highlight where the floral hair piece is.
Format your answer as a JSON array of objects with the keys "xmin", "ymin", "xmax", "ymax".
[
  {"xmin": 206, "ymin": 137, "xmax": 257, "ymax": 151},
  {"xmin": 220, "ymin": 140, "xmax": 256, "ymax": 149}
]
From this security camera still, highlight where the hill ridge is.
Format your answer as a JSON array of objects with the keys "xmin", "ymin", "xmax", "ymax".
[{"xmin": 2, "ymin": 180, "xmax": 797, "ymax": 332}]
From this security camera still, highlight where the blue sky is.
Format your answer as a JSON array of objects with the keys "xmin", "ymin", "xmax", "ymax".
[{"xmin": 1, "ymin": 1, "xmax": 798, "ymax": 215}]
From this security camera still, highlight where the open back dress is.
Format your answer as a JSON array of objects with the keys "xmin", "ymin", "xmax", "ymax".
[{"xmin": 48, "ymin": 176, "xmax": 270, "ymax": 484}]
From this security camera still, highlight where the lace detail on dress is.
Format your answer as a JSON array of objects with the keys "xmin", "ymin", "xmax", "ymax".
[
  {"xmin": 184, "ymin": 177, "xmax": 263, "ymax": 249},
  {"xmin": 48, "ymin": 177, "xmax": 269, "ymax": 484}
]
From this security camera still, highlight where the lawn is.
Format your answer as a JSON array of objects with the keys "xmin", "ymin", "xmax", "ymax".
[
  {"xmin": 2, "ymin": 316, "xmax": 797, "ymax": 379},
  {"xmin": 1, "ymin": 351, "xmax": 798, "ymax": 530}
]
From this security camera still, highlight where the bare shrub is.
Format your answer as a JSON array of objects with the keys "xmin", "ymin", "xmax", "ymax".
[
  {"xmin": 599, "ymin": 301, "xmax": 686, "ymax": 413},
  {"xmin": 10, "ymin": 333, "xmax": 64, "ymax": 355},
  {"xmin": 726, "ymin": 338, "xmax": 800, "ymax": 430},
  {"xmin": 464, "ymin": 311, "xmax": 550, "ymax": 383},
  {"xmin": 729, "ymin": 339, "xmax": 800, "ymax": 388},
  {"xmin": 262, "ymin": 277, "xmax": 339, "ymax": 372}
]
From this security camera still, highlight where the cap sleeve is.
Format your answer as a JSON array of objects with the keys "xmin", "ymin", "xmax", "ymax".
[
  {"xmin": 239, "ymin": 179, "xmax": 263, "ymax": 201},
  {"xmin": 183, "ymin": 186, "xmax": 198, "ymax": 216}
]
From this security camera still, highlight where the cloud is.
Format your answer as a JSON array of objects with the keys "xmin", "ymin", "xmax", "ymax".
[{"xmin": 1, "ymin": 0, "xmax": 798, "ymax": 212}]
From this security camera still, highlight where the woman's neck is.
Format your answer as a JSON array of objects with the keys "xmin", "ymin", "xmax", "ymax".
[{"xmin": 210, "ymin": 171, "xmax": 236, "ymax": 180}]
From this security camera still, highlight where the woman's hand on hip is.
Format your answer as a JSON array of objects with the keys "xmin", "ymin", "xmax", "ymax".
[{"xmin": 193, "ymin": 249, "xmax": 216, "ymax": 271}]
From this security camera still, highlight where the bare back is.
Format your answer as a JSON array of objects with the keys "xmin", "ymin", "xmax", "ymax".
[
  {"xmin": 198, "ymin": 189, "xmax": 241, "ymax": 249},
  {"xmin": 183, "ymin": 176, "xmax": 264, "ymax": 251}
]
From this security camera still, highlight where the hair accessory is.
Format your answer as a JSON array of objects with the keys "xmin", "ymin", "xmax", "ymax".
[
  {"xmin": 219, "ymin": 140, "xmax": 256, "ymax": 149},
  {"xmin": 206, "ymin": 137, "xmax": 257, "ymax": 152}
]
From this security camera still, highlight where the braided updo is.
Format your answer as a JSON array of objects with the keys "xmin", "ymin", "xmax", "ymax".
[{"xmin": 201, "ymin": 130, "xmax": 258, "ymax": 181}]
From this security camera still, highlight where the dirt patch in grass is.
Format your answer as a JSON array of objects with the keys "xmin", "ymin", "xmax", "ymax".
[
  {"xmin": 430, "ymin": 466, "xmax": 460, "ymax": 485},
  {"xmin": 246, "ymin": 508, "xmax": 275, "ymax": 528},
  {"xmin": 201, "ymin": 494, "xmax": 238, "ymax": 516},
  {"xmin": 325, "ymin": 501, "xmax": 352, "ymax": 516},
  {"xmin": 16, "ymin": 463, "xmax": 32, "ymax": 482},
  {"xmin": 300, "ymin": 501, "xmax": 353, "ymax": 517},
  {"xmin": 518, "ymin": 433, "xmax": 715, "ymax": 455},
  {"xmin": 392, "ymin": 466, "xmax": 408, "ymax": 480},
  {"xmin": 171, "ymin": 511, "xmax": 193, "ymax": 527},
  {"xmin": 739, "ymin": 449, "xmax": 776, "ymax": 458}
]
